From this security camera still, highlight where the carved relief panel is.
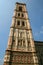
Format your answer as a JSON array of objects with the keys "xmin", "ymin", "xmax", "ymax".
[{"xmin": 11, "ymin": 52, "xmax": 34, "ymax": 64}]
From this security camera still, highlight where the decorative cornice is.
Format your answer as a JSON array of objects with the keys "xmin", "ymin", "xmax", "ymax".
[
  {"xmin": 16, "ymin": 2, "xmax": 26, "ymax": 6},
  {"xmin": 6, "ymin": 49, "xmax": 36, "ymax": 53},
  {"xmin": 14, "ymin": 9, "xmax": 28, "ymax": 13},
  {"xmin": 10, "ymin": 26, "xmax": 32, "ymax": 31},
  {"xmin": 12, "ymin": 16, "xmax": 29, "ymax": 20}
]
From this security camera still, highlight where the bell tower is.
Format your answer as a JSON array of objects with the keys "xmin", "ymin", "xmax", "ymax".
[{"xmin": 3, "ymin": 2, "xmax": 39, "ymax": 65}]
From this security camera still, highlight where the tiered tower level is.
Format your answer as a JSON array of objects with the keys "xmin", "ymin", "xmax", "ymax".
[{"xmin": 3, "ymin": 2, "xmax": 39, "ymax": 65}]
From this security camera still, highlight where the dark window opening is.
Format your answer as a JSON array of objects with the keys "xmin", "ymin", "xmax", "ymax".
[
  {"xmin": 28, "ymin": 41, "xmax": 30, "ymax": 43},
  {"xmin": 17, "ymin": 21, "xmax": 20, "ymax": 25},
  {"xmin": 13, "ymin": 40, "xmax": 15, "ymax": 42},
  {"xmin": 19, "ymin": 6, "xmax": 22, "ymax": 11},
  {"xmin": 23, "ymin": 41, "xmax": 25, "ymax": 43},
  {"xmin": 22, "ymin": 13, "xmax": 24, "ymax": 17},
  {"xmin": 23, "ymin": 41, "xmax": 25, "ymax": 47},
  {"xmin": 22, "ymin": 21, "xmax": 25, "ymax": 26},
  {"xmin": 18, "ymin": 40, "xmax": 20, "ymax": 43},
  {"xmin": 18, "ymin": 13, "xmax": 20, "ymax": 16},
  {"xmin": 18, "ymin": 40, "xmax": 22, "ymax": 46},
  {"xmin": 21, "ymin": 40, "xmax": 22, "ymax": 46}
]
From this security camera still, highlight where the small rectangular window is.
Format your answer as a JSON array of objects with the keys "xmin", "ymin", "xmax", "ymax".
[
  {"xmin": 22, "ymin": 13, "xmax": 24, "ymax": 17},
  {"xmin": 18, "ymin": 13, "xmax": 20, "ymax": 16},
  {"xmin": 17, "ymin": 21, "xmax": 20, "ymax": 25},
  {"xmin": 19, "ymin": 6, "xmax": 22, "ymax": 11},
  {"xmin": 22, "ymin": 21, "xmax": 25, "ymax": 26}
]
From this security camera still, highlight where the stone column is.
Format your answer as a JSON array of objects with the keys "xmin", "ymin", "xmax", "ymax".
[
  {"xmin": 15, "ymin": 29, "xmax": 18, "ymax": 50},
  {"xmin": 25, "ymin": 30, "xmax": 28, "ymax": 51}
]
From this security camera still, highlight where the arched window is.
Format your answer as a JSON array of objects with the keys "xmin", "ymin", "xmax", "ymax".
[
  {"xmin": 17, "ymin": 20, "xmax": 20, "ymax": 25},
  {"xmin": 18, "ymin": 40, "xmax": 22, "ymax": 47},
  {"xmin": 22, "ymin": 21, "xmax": 25, "ymax": 26},
  {"xmin": 23, "ymin": 40, "xmax": 25, "ymax": 47},
  {"xmin": 18, "ymin": 13, "xmax": 20, "ymax": 17},
  {"xmin": 22, "ymin": 13, "xmax": 24, "ymax": 17},
  {"xmin": 19, "ymin": 6, "xmax": 22, "ymax": 11}
]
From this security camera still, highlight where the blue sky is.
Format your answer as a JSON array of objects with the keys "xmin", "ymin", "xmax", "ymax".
[{"xmin": 0, "ymin": 0, "xmax": 43, "ymax": 65}]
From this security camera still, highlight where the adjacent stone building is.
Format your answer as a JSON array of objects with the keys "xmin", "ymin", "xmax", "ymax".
[{"xmin": 3, "ymin": 2, "xmax": 43, "ymax": 65}]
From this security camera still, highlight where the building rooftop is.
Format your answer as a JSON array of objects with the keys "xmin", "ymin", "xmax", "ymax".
[
  {"xmin": 16, "ymin": 2, "xmax": 26, "ymax": 5},
  {"xmin": 34, "ymin": 41, "xmax": 43, "ymax": 46},
  {"xmin": 34, "ymin": 41, "xmax": 43, "ymax": 43}
]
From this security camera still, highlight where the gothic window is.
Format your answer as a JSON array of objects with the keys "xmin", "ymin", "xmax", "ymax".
[
  {"xmin": 20, "ymin": 40, "xmax": 22, "ymax": 46},
  {"xmin": 22, "ymin": 21, "xmax": 25, "ymax": 26},
  {"xmin": 23, "ymin": 41, "xmax": 25, "ymax": 47},
  {"xmin": 20, "ymin": 32, "xmax": 22, "ymax": 38},
  {"xmin": 18, "ymin": 40, "xmax": 22, "ymax": 48},
  {"xmin": 18, "ymin": 40, "xmax": 20, "ymax": 46},
  {"xmin": 28, "ymin": 41, "xmax": 31, "ymax": 51},
  {"xmin": 19, "ymin": 30, "xmax": 25, "ymax": 38},
  {"xmin": 18, "ymin": 40, "xmax": 20, "ymax": 43},
  {"xmin": 18, "ymin": 13, "xmax": 20, "ymax": 17},
  {"xmin": 14, "ymin": 39, "xmax": 15, "ymax": 42},
  {"xmin": 19, "ymin": 6, "xmax": 22, "ymax": 11},
  {"xmin": 19, "ymin": 32, "xmax": 22, "ymax": 38},
  {"xmin": 17, "ymin": 20, "xmax": 20, "ymax": 25},
  {"xmin": 22, "ymin": 13, "xmax": 24, "ymax": 17},
  {"xmin": 18, "ymin": 41, "xmax": 19, "ymax": 46},
  {"xmin": 28, "ymin": 41, "xmax": 29, "ymax": 48},
  {"xmin": 28, "ymin": 41, "xmax": 29, "ymax": 46}
]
